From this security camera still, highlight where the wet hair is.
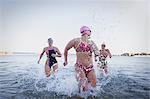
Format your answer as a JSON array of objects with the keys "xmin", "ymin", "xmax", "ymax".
[
  {"xmin": 48, "ymin": 38, "xmax": 53, "ymax": 44},
  {"xmin": 101, "ymin": 44, "xmax": 106, "ymax": 47}
]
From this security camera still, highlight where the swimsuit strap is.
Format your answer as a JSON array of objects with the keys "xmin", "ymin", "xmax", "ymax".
[{"xmin": 75, "ymin": 38, "xmax": 82, "ymax": 50}]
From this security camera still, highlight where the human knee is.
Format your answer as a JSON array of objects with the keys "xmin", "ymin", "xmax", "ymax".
[
  {"xmin": 91, "ymin": 81, "xmax": 96, "ymax": 87},
  {"xmin": 46, "ymin": 73, "xmax": 50, "ymax": 77}
]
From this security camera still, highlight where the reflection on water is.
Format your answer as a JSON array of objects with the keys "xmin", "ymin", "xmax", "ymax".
[{"xmin": 0, "ymin": 55, "xmax": 150, "ymax": 99}]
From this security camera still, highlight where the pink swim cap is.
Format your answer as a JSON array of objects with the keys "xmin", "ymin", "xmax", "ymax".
[{"xmin": 80, "ymin": 26, "xmax": 91, "ymax": 35}]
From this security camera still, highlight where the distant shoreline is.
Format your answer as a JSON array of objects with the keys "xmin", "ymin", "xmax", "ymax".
[
  {"xmin": 0, "ymin": 51, "xmax": 150, "ymax": 57},
  {"xmin": 0, "ymin": 51, "xmax": 37, "ymax": 56},
  {"xmin": 121, "ymin": 52, "xmax": 150, "ymax": 57}
]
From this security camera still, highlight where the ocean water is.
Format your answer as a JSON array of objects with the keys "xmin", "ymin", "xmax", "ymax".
[{"xmin": 0, "ymin": 54, "xmax": 150, "ymax": 99}]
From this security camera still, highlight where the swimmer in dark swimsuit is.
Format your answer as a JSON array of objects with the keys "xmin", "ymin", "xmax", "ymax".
[
  {"xmin": 48, "ymin": 49, "xmax": 57, "ymax": 68},
  {"xmin": 38, "ymin": 38, "xmax": 62, "ymax": 77},
  {"xmin": 64, "ymin": 26, "xmax": 100, "ymax": 93}
]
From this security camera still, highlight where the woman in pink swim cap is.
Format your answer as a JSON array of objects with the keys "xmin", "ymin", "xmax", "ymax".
[
  {"xmin": 64, "ymin": 26, "xmax": 100, "ymax": 93},
  {"xmin": 80, "ymin": 26, "xmax": 91, "ymax": 36}
]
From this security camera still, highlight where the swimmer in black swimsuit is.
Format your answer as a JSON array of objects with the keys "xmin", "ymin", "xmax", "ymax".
[
  {"xmin": 48, "ymin": 49, "xmax": 58, "ymax": 68},
  {"xmin": 38, "ymin": 38, "xmax": 62, "ymax": 77}
]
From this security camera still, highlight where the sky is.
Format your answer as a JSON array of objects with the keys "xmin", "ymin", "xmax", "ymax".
[{"xmin": 0, "ymin": 0, "xmax": 150, "ymax": 55}]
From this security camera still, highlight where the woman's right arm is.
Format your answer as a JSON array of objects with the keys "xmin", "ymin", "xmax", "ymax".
[
  {"xmin": 38, "ymin": 48, "xmax": 45, "ymax": 64},
  {"xmin": 64, "ymin": 39, "xmax": 75, "ymax": 66},
  {"xmin": 91, "ymin": 41, "xmax": 100, "ymax": 58}
]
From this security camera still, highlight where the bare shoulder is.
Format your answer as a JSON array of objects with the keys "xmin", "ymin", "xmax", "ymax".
[
  {"xmin": 44, "ymin": 47, "xmax": 48, "ymax": 50},
  {"xmin": 69, "ymin": 38, "xmax": 79, "ymax": 45},
  {"xmin": 72, "ymin": 38, "xmax": 80, "ymax": 42},
  {"xmin": 53, "ymin": 46, "xmax": 59, "ymax": 50},
  {"xmin": 106, "ymin": 49, "xmax": 109, "ymax": 51},
  {"xmin": 106, "ymin": 49, "xmax": 110, "ymax": 52},
  {"xmin": 89, "ymin": 40, "xmax": 95, "ymax": 45},
  {"xmin": 65, "ymin": 38, "xmax": 80, "ymax": 49}
]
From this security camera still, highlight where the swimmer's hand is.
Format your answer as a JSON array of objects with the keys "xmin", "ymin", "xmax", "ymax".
[
  {"xmin": 37, "ymin": 60, "xmax": 40, "ymax": 64},
  {"xmin": 97, "ymin": 62, "xmax": 101, "ymax": 66},
  {"xmin": 63, "ymin": 61, "xmax": 68, "ymax": 66},
  {"xmin": 95, "ymin": 59, "xmax": 97, "ymax": 62},
  {"xmin": 51, "ymin": 54, "xmax": 56, "ymax": 57},
  {"xmin": 94, "ymin": 56, "xmax": 98, "ymax": 62}
]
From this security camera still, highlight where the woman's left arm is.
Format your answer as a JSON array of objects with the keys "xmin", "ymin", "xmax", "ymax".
[
  {"xmin": 55, "ymin": 47, "xmax": 62, "ymax": 57},
  {"xmin": 107, "ymin": 49, "xmax": 112, "ymax": 58}
]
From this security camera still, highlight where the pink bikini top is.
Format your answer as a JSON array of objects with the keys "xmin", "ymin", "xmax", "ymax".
[
  {"xmin": 76, "ymin": 39, "xmax": 91, "ymax": 52},
  {"xmin": 100, "ymin": 49, "xmax": 109, "ymax": 58}
]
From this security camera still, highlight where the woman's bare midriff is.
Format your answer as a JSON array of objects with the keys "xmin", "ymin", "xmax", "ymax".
[{"xmin": 76, "ymin": 52, "xmax": 93, "ymax": 66}]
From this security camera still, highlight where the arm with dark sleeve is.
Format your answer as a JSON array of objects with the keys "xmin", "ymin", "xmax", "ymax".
[{"xmin": 64, "ymin": 39, "xmax": 75, "ymax": 66}]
